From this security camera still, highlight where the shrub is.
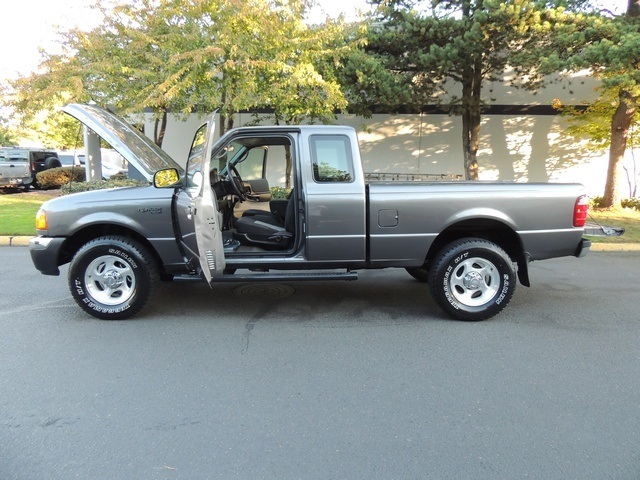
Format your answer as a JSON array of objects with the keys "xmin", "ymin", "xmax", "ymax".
[
  {"xmin": 589, "ymin": 195, "xmax": 640, "ymax": 211},
  {"xmin": 621, "ymin": 197, "xmax": 640, "ymax": 211},
  {"xmin": 36, "ymin": 167, "xmax": 85, "ymax": 189},
  {"xmin": 589, "ymin": 196, "xmax": 604, "ymax": 208},
  {"xmin": 270, "ymin": 186, "xmax": 292, "ymax": 199},
  {"xmin": 60, "ymin": 178, "xmax": 149, "ymax": 195}
]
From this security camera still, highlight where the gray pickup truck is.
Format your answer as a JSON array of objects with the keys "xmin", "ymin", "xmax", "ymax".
[
  {"xmin": 0, "ymin": 148, "xmax": 33, "ymax": 190},
  {"xmin": 30, "ymin": 104, "xmax": 591, "ymax": 321}
]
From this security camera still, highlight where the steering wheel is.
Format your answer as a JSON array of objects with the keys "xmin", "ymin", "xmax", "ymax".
[{"xmin": 226, "ymin": 162, "xmax": 248, "ymax": 201}]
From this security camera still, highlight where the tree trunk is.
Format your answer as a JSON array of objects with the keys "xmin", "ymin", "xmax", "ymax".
[
  {"xmin": 601, "ymin": 0, "xmax": 639, "ymax": 207},
  {"xmin": 153, "ymin": 109, "xmax": 168, "ymax": 147},
  {"xmin": 602, "ymin": 89, "xmax": 637, "ymax": 207},
  {"xmin": 461, "ymin": 59, "xmax": 482, "ymax": 180},
  {"xmin": 284, "ymin": 145, "xmax": 292, "ymax": 189}
]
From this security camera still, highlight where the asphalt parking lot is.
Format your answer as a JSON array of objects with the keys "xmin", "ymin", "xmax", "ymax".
[{"xmin": 1, "ymin": 246, "xmax": 640, "ymax": 479}]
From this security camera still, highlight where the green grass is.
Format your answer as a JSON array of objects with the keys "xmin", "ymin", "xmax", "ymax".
[
  {"xmin": 587, "ymin": 208, "xmax": 640, "ymax": 243},
  {"xmin": 0, "ymin": 190, "xmax": 60, "ymax": 236}
]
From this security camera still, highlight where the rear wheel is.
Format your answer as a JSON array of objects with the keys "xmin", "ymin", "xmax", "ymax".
[
  {"xmin": 427, "ymin": 238, "xmax": 516, "ymax": 321},
  {"xmin": 68, "ymin": 236, "xmax": 159, "ymax": 320}
]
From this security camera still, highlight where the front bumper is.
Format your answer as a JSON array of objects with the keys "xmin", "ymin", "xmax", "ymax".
[
  {"xmin": 29, "ymin": 236, "xmax": 66, "ymax": 276},
  {"xmin": 575, "ymin": 237, "xmax": 591, "ymax": 258}
]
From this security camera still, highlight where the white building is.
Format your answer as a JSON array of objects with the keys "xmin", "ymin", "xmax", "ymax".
[{"xmin": 142, "ymin": 71, "xmax": 636, "ymax": 198}]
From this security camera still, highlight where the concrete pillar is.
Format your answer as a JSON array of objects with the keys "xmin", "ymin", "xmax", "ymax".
[{"xmin": 83, "ymin": 126, "xmax": 102, "ymax": 182}]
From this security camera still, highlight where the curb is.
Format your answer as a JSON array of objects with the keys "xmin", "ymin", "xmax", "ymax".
[
  {"xmin": 589, "ymin": 243, "xmax": 640, "ymax": 252},
  {"xmin": 1, "ymin": 235, "xmax": 639, "ymax": 252},
  {"xmin": 0, "ymin": 236, "xmax": 31, "ymax": 247}
]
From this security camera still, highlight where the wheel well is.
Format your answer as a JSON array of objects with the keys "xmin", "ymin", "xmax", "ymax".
[
  {"xmin": 426, "ymin": 219, "xmax": 530, "ymax": 286},
  {"xmin": 59, "ymin": 225, "xmax": 166, "ymax": 275}
]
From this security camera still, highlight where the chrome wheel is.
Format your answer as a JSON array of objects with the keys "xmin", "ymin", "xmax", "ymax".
[
  {"xmin": 84, "ymin": 254, "xmax": 136, "ymax": 305},
  {"xmin": 447, "ymin": 256, "xmax": 500, "ymax": 307}
]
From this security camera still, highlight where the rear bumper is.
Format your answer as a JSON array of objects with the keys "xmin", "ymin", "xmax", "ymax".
[
  {"xmin": 29, "ymin": 236, "xmax": 65, "ymax": 276},
  {"xmin": 575, "ymin": 237, "xmax": 591, "ymax": 258},
  {"xmin": 0, "ymin": 177, "xmax": 31, "ymax": 187}
]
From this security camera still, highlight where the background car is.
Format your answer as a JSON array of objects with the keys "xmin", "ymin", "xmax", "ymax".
[
  {"xmin": 58, "ymin": 150, "xmax": 128, "ymax": 179},
  {"xmin": 1, "ymin": 147, "xmax": 60, "ymax": 188}
]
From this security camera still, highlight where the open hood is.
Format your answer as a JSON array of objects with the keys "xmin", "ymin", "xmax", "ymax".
[{"xmin": 62, "ymin": 103, "xmax": 183, "ymax": 181}]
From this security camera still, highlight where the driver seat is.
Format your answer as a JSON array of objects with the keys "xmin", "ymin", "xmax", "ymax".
[{"xmin": 233, "ymin": 194, "xmax": 295, "ymax": 248}]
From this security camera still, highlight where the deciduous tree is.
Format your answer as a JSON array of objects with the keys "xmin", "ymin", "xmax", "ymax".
[
  {"xmin": 540, "ymin": 0, "xmax": 640, "ymax": 206},
  {"xmin": 5, "ymin": 0, "xmax": 351, "ymax": 148}
]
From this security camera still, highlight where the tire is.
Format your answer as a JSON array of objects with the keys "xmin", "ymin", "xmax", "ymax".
[
  {"xmin": 44, "ymin": 157, "xmax": 62, "ymax": 169},
  {"xmin": 68, "ymin": 236, "xmax": 159, "ymax": 320},
  {"xmin": 406, "ymin": 266, "xmax": 429, "ymax": 282},
  {"xmin": 427, "ymin": 238, "xmax": 516, "ymax": 321}
]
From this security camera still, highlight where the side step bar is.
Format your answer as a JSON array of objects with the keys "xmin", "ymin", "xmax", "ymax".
[
  {"xmin": 174, "ymin": 270, "xmax": 359, "ymax": 283},
  {"xmin": 212, "ymin": 270, "xmax": 359, "ymax": 283}
]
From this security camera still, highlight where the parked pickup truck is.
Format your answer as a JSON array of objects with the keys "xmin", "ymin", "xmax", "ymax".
[
  {"xmin": 30, "ymin": 104, "xmax": 591, "ymax": 321},
  {"xmin": 0, "ymin": 148, "xmax": 33, "ymax": 190}
]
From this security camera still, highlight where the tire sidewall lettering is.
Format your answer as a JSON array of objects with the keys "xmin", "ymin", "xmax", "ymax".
[
  {"xmin": 107, "ymin": 248, "xmax": 138, "ymax": 269},
  {"xmin": 495, "ymin": 274, "xmax": 510, "ymax": 305},
  {"xmin": 442, "ymin": 265, "xmax": 459, "ymax": 310}
]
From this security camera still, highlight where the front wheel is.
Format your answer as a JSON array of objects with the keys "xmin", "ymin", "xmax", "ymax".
[
  {"xmin": 427, "ymin": 238, "xmax": 516, "ymax": 321},
  {"xmin": 68, "ymin": 236, "xmax": 159, "ymax": 320}
]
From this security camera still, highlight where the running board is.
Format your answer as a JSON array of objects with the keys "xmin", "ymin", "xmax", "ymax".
[{"xmin": 212, "ymin": 271, "xmax": 359, "ymax": 283}]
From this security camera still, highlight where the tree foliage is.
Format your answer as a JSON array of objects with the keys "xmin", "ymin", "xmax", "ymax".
[
  {"xmin": 357, "ymin": 0, "xmax": 570, "ymax": 180},
  {"xmin": 540, "ymin": 0, "xmax": 640, "ymax": 205},
  {"xmin": 5, "ymin": 0, "xmax": 351, "ymax": 145},
  {"xmin": 0, "ymin": 117, "xmax": 18, "ymax": 146}
]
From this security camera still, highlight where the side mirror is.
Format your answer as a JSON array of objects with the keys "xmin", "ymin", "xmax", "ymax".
[{"xmin": 153, "ymin": 168, "xmax": 181, "ymax": 188}]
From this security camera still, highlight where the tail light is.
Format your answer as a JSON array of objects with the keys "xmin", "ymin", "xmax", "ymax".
[{"xmin": 573, "ymin": 195, "xmax": 588, "ymax": 227}]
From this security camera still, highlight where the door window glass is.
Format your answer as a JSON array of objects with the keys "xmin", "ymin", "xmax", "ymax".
[
  {"xmin": 185, "ymin": 124, "xmax": 207, "ymax": 196},
  {"xmin": 310, "ymin": 135, "xmax": 354, "ymax": 183}
]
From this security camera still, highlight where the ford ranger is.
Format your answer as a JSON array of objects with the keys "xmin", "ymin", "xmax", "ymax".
[{"xmin": 30, "ymin": 104, "xmax": 591, "ymax": 321}]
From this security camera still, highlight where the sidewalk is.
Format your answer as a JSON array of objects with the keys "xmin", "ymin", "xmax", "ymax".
[{"xmin": 2, "ymin": 235, "xmax": 639, "ymax": 251}]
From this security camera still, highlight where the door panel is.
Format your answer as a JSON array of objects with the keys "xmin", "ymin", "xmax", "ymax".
[{"xmin": 174, "ymin": 116, "xmax": 225, "ymax": 282}]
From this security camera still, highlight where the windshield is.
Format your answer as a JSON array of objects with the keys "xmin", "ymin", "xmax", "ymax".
[{"xmin": 62, "ymin": 104, "xmax": 183, "ymax": 180}]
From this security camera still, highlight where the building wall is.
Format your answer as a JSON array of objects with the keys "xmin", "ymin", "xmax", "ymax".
[{"xmin": 143, "ymin": 72, "xmax": 637, "ymax": 198}]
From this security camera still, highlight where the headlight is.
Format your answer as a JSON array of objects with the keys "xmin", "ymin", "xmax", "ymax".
[{"xmin": 35, "ymin": 209, "xmax": 48, "ymax": 230}]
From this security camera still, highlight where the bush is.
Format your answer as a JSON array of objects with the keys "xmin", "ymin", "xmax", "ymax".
[
  {"xmin": 621, "ymin": 197, "xmax": 640, "ymax": 211},
  {"xmin": 270, "ymin": 186, "xmax": 292, "ymax": 199},
  {"xmin": 589, "ymin": 196, "xmax": 604, "ymax": 208},
  {"xmin": 60, "ymin": 178, "xmax": 149, "ymax": 195},
  {"xmin": 35, "ymin": 166, "xmax": 86, "ymax": 189},
  {"xmin": 589, "ymin": 195, "xmax": 640, "ymax": 211}
]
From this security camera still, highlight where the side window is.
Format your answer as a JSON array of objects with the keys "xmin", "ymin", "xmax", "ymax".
[
  {"xmin": 310, "ymin": 135, "xmax": 354, "ymax": 183},
  {"xmin": 185, "ymin": 124, "xmax": 207, "ymax": 196},
  {"xmin": 235, "ymin": 147, "xmax": 267, "ymax": 181}
]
